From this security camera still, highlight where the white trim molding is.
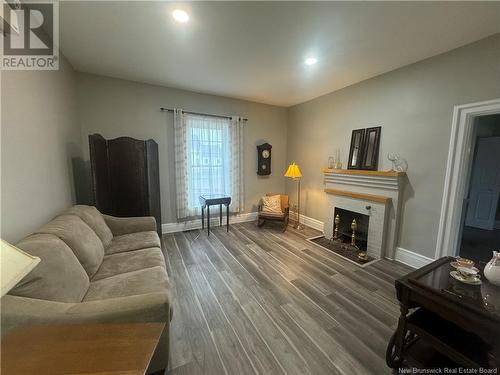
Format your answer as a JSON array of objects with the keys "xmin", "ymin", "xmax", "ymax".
[
  {"xmin": 395, "ymin": 247, "xmax": 434, "ymax": 269},
  {"xmin": 323, "ymin": 172, "xmax": 402, "ymax": 191},
  {"xmin": 435, "ymin": 98, "xmax": 500, "ymax": 259},
  {"xmin": 289, "ymin": 211, "xmax": 324, "ymax": 231},
  {"xmin": 162, "ymin": 212, "xmax": 258, "ymax": 234}
]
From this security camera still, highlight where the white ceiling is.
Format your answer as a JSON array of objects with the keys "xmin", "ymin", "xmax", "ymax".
[{"xmin": 60, "ymin": 1, "xmax": 500, "ymax": 107}]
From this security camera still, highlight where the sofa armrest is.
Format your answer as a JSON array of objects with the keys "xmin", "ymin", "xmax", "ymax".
[
  {"xmin": 1, "ymin": 293, "xmax": 170, "ymax": 336},
  {"xmin": 103, "ymin": 215, "xmax": 157, "ymax": 236},
  {"xmin": 67, "ymin": 292, "xmax": 170, "ymax": 323}
]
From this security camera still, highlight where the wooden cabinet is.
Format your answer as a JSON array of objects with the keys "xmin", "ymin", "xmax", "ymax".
[{"xmin": 89, "ymin": 134, "xmax": 161, "ymax": 236}]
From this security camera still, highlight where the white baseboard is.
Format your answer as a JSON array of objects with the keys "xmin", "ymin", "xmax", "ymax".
[
  {"xmin": 289, "ymin": 211, "xmax": 324, "ymax": 232},
  {"xmin": 162, "ymin": 212, "xmax": 258, "ymax": 234},
  {"xmin": 395, "ymin": 247, "xmax": 434, "ymax": 269}
]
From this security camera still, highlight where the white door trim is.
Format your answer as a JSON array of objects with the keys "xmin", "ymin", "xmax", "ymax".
[{"xmin": 435, "ymin": 98, "xmax": 500, "ymax": 259}]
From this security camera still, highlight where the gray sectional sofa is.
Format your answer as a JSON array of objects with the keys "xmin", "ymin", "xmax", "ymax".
[{"xmin": 1, "ymin": 205, "xmax": 171, "ymax": 373}]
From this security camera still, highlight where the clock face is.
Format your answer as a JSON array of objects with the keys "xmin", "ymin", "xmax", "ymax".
[{"xmin": 262, "ymin": 150, "xmax": 270, "ymax": 159}]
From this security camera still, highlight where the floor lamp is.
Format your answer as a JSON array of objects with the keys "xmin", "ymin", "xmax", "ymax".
[{"xmin": 284, "ymin": 162, "xmax": 304, "ymax": 230}]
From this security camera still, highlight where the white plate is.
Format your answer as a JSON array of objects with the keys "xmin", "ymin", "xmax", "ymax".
[
  {"xmin": 450, "ymin": 271, "xmax": 481, "ymax": 285},
  {"xmin": 450, "ymin": 262, "xmax": 479, "ymax": 273}
]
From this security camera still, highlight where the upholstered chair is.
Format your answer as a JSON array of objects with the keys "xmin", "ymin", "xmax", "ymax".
[{"xmin": 258, "ymin": 194, "xmax": 290, "ymax": 232}]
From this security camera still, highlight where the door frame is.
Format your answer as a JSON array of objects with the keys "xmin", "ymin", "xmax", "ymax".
[{"xmin": 435, "ymin": 98, "xmax": 500, "ymax": 259}]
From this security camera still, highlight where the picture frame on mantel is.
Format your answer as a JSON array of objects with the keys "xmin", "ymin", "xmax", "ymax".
[
  {"xmin": 361, "ymin": 126, "xmax": 381, "ymax": 170},
  {"xmin": 347, "ymin": 126, "xmax": 381, "ymax": 171},
  {"xmin": 347, "ymin": 128, "xmax": 365, "ymax": 169}
]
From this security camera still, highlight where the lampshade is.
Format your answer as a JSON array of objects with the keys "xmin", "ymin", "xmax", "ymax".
[
  {"xmin": 284, "ymin": 162, "xmax": 302, "ymax": 179},
  {"xmin": 1, "ymin": 239, "xmax": 40, "ymax": 297}
]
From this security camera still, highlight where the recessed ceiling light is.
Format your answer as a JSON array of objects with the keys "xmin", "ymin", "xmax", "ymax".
[
  {"xmin": 305, "ymin": 57, "xmax": 318, "ymax": 66},
  {"xmin": 172, "ymin": 9, "xmax": 189, "ymax": 23}
]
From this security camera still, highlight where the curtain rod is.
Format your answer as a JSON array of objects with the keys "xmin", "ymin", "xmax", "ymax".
[{"xmin": 160, "ymin": 107, "xmax": 248, "ymax": 122}]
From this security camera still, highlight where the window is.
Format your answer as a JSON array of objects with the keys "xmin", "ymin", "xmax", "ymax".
[
  {"xmin": 173, "ymin": 110, "xmax": 244, "ymax": 219},
  {"xmin": 186, "ymin": 115, "xmax": 231, "ymax": 209}
]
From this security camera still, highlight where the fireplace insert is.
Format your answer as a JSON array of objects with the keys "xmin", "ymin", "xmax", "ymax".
[{"xmin": 333, "ymin": 207, "xmax": 369, "ymax": 251}]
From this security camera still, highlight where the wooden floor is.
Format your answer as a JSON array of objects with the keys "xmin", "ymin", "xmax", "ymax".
[{"xmin": 163, "ymin": 222, "xmax": 412, "ymax": 375}]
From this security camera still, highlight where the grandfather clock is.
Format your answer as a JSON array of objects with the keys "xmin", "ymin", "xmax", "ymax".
[{"xmin": 257, "ymin": 143, "xmax": 272, "ymax": 175}]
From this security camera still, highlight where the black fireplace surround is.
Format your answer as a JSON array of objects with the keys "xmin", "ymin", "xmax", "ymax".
[{"xmin": 333, "ymin": 207, "xmax": 369, "ymax": 251}]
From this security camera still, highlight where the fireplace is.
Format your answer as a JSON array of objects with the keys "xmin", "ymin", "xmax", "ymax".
[
  {"xmin": 321, "ymin": 168, "xmax": 406, "ymax": 260},
  {"xmin": 333, "ymin": 207, "xmax": 369, "ymax": 251}
]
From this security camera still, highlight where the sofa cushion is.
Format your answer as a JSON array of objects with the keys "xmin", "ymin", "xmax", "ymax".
[
  {"xmin": 64, "ymin": 205, "xmax": 113, "ymax": 247},
  {"xmin": 105, "ymin": 231, "xmax": 160, "ymax": 255},
  {"xmin": 92, "ymin": 248, "xmax": 166, "ymax": 281},
  {"xmin": 36, "ymin": 215, "xmax": 104, "ymax": 277},
  {"xmin": 9, "ymin": 234, "xmax": 89, "ymax": 302},
  {"xmin": 83, "ymin": 266, "xmax": 169, "ymax": 301}
]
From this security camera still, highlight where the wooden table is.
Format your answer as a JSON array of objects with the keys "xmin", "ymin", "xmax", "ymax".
[
  {"xmin": 199, "ymin": 195, "xmax": 231, "ymax": 236},
  {"xmin": 386, "ymin": 256, "xmax": 500, "ymax": 370},
  {"xmin": 1, "ymin": 322, "xmax": 165, "ymax": 375}
]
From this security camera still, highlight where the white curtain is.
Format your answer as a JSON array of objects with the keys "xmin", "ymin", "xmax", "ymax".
[
  {"xmin": 230, "ymin": 116, "xmax": 245, "ymax": 213},
  {"xmin": 173, "ymin": 109, "xmax": 189, "ymax": 219},
  {"xmin": 173, "ymin": 110, "xmax": 244, "ymax": 220}
]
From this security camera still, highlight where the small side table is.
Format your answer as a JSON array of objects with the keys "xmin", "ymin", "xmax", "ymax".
[
  {"xmin": 199, "ymin": 195, "xmax": 231, "ymax": 235},
  {"xmin": 1, "ymin": 322, "xmax": 165, "ymax": 375}
]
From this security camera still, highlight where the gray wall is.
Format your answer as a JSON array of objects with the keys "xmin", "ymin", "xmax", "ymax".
[
  {"xmin": 3, "ymin": 33, "xmax": 499, "ymax": 254},
  {"xmin": 76, "ymin": 73, "xmax": 288, "ymax": 224},
  {"xmin": 286, "ymin": 34, "xmax": 500, "ymax": 259},
  {"xmin": 1, "ymin": 57, "xmax": 81, "ymax": 242}
]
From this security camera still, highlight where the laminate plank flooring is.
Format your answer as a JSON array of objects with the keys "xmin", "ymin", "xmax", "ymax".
[{"xmin": 163, "ymin": 222, "xmax": 413, "ymax": 375}]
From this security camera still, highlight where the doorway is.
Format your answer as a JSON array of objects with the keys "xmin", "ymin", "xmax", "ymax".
[
  {"xmin": 458, "ymin": 114, "xmax": 500, "ymax": 263},
  {"xmin": 436, "ymin": 98, "xmax": 500, "ymax": 260}
]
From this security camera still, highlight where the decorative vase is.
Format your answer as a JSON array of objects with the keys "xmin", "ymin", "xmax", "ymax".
[
  {"xmin": 484, "ymin": 251, "xmax": 500, "ymax": 287},
  {"xmin": 328, "ymin": 156, "xmax": 334, "ymax": 169}
]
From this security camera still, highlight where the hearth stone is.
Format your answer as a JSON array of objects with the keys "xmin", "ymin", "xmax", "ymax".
[{"xmin": 307, "ymin": 236, "xmax": 377, "ymax": 267}]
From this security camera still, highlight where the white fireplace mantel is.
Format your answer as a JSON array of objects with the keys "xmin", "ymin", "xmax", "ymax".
[{"xmin": 322, "ymin": 168, "xmax": 406, "ymax": 259}]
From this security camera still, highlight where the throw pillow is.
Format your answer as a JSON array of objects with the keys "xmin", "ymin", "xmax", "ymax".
[{"xmin": 262, "ymin": 195, "xmax": 282, "ymax": 213}]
